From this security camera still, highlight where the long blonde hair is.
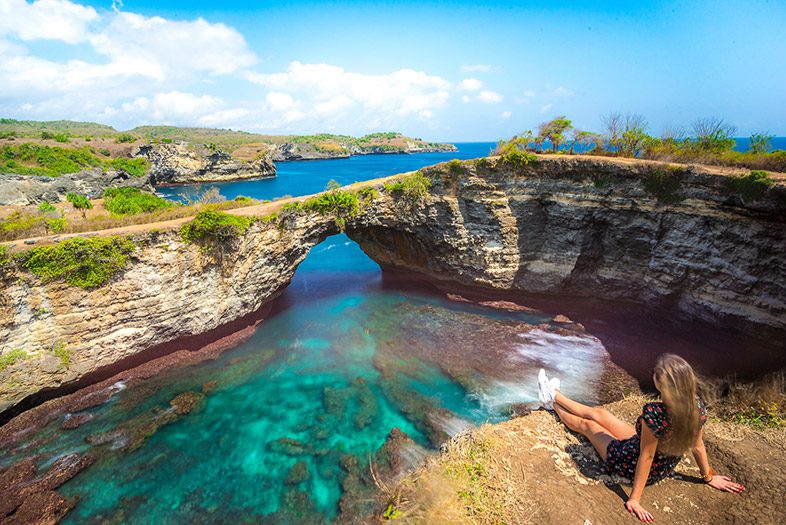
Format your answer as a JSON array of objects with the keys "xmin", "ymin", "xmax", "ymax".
[{"xmin": 653, "ymin": 354, "xmax": 701, "ymax": 455}]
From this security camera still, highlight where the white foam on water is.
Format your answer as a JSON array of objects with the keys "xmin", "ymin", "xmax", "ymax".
[
  {"xmin": 427, "ymin": 412, "xmax": 473, "ymax": 437},
  {"xmin": 474, "ymin": 329, "xmax": 610, "ymax": 408}
]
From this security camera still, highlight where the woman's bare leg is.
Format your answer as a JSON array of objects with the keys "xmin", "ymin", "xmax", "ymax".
[
  {"xmin": 555, "ymin": 392, "xmax": 635, "ymax": 441},
  {"xmin": 553, "ymin": 404, "xmax": 614, "ymax": 461}
]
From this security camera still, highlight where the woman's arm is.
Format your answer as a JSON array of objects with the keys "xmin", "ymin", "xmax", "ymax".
[
  {"xmin": 691, "ymin": 429, "xmax": 745, "ymax": 493},
  {"xmin": 625, "ymin": 424, "xmax": 658, "ymax": 522}
]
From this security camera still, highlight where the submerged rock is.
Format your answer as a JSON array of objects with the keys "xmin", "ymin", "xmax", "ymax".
[
  {"xmin": 284, "ymin": 461, "xmax": 311, "ymax": 485},
  {"xmin": 169, "ymin": 391, "xmax": 205, "ymax": 415},
  {"xmin": 268, "ymin": 438, "xmax": 311, "ymax": 456}
]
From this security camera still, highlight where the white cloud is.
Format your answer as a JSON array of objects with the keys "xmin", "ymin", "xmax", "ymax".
[
  {"xmin": 523, "ymin": 90, "xmax": 536, "ymax": 97},
  {"xmin": 459, "ymin": 78, "xmax": 483, "ymax": 91},
  {"xmin": 500, "ymin": 110, "xmax": 512, "ymax": 120},
  {"xmin": 0, "ymin": 0, "xmax": 99, "ymax": 44},
  {"xmin": 548, "ymin": 86, "xmax": 574, "ymax": 98},
  {"xmin": 121, "ymin": 91, "xmax": 224, "ymax": 123},
  {"xmin": 461, "ymin": 95, "xmax": 471, "ymax": 104},
  {"xmin": 479, "ymin": 90, "xmax": 502, "ymax": 104},
  {"xmin": 540, "ymin": 103, "xmax": 553, "ymax": 114},
  {"xmin": 266, "ymin": 92, "xmax": 295, "ymax": 112},
  {"xmin": 246, "ymin": 61, "xmax": 452, "ymax": 126},
  {"xmin": 460, "ymin": 64, "xmax": 499, "ymax": 73}
]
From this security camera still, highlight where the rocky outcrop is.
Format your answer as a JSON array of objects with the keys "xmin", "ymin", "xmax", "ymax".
[
  {"xmin": 0, "ymin": 212, "xmax": 338, "ymax": 414},
  {"xmin": 1, "ymin": 155, "xmax": 784, "ymax": 417},
  {"xmin": 0, "ymin": 169, "xmax": 151, "ymax": 206},
  {"xmin": 268, "ymin": 140, "xmax": 457, "ymax": 161},
  {"xmin": 346, "ymin": 157, "xmax": 786, "ymax": 336},
  {"xmin": 135, "ymin": 143, "xmax": 276, "ymax": 184}
]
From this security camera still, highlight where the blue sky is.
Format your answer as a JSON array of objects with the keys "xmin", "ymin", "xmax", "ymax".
[{"xmin": 0, "ymin": 0, "xmax": 784, "ymax": 140}]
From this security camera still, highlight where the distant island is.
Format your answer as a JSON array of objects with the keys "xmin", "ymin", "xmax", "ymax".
[{"xmin": 0, "ymin": 119, "xmax": 457, "ymax": 165}]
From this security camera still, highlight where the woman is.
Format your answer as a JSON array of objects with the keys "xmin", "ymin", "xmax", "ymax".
[{"xmin": 538, "ymin": 354, "xmax": 745, "ymax": 522}]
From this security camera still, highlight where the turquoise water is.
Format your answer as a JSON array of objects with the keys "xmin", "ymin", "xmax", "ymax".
[
  {"xmin": 156, "ymin": 142, "xmax": 494, "ymax": 202},
  {"xmin": 2, "ymin": 146, "xmax": 624, "ymax": 523}
]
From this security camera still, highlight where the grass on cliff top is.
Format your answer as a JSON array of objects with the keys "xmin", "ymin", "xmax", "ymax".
[
  {"xmin": 180, "ymin": 209, "xmax": 254, "ymax": 245},
  {"xmin": 383, "ymin": 171, "xmax": 432, "ymax": 203},
  {"xmin": 725, "ymin": 170, "xmax": 775, "ymax": 202},
  {"xmin": 0, "ymin": 142, "xmax": 149, "ymax": 177},
  {"xmin": 281, "ymin": 180, "xmax": 378, "ymax": 228},
  {"xmin": 0, "ymin": 194, "xmax": 258, "ymax": 242},
  {"xmin": 16, "ymin": 236, "xmax": 136, "ymax": 288}
]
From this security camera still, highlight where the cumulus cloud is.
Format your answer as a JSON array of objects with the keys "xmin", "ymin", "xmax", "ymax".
[
  {"xmin": 459, "ymin": 78, "xmax": 483, "ymax": 91},
  {"xmin": 246, "ymin": 61, "xmax": 452, "ymax": 127},
  {"xmin": 0, "ymin": 1, "xmax": 511, "ymax": 134},
  {"xmin": 479, "ymin": 90, "xmax": 503, "ymax": 104},
  {"xmin": 0, "ymin": 0, "xmax": 98, "ymax": 43},
  {"xmin": 500, "ymin": 110, "xmax": 512, "ymax": 120}
]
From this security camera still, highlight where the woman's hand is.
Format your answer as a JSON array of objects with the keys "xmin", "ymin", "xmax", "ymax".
[
  {"xmin": 625, "ymin": 499, "xmax": 655, "ymax": 522},
  {"xmin": 709, "ymin": 474, "xmax": 745, "ymax": 493}
]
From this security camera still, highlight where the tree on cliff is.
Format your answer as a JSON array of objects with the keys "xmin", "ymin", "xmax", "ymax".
[
  {"xmin": 602, "ymin": 112, "xmax": 649, "ymax": 156},
  {"xmin": 537, "ymin": 116, "xmax": 573, "ymax": 152},
  {"xmin": 570, "ymin": 130, "xmax": 604, "ymax": 154}
]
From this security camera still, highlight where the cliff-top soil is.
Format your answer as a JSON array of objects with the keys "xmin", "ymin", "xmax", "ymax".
[{"xmin": 384, "ymin": 395, "xmax": 786, "ymax": 524}]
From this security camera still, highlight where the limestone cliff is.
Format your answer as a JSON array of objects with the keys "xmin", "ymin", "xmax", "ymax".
[
  {"xmin": 1, "ymin": 155, "xmax": 784, "ymax": 417},
  {"xmin": 135, "ymin": 143, "xmax": 276, "ymax": 184},
  {"xmin": 346, "ymin": 157, "xmax": 786, "ymax": 335},
  {"xmin": 0, "ymin": 212, "xmax": 338, "ymax": 414},
  {"xmin": 0, "ymin": 169, "xmax": 152, "ymax": 206}
]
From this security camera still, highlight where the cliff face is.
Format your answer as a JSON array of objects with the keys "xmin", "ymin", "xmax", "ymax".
[
  {"xmin": 0, "ymin": 213, "xmax": 338, "ymax": 414},
  {"xmin": 346, "ymin": 157, "xmax": 786, "ymax": 334},
  {"xmin": 268, "ymin": 140, "xmax": 457, "ymax": 161},
  {"xmin": 136, "ymin": 143, "xmax": 276, "ymax": 184},
  {"xmin": 0, "ymin": 169, "xmax": 151, "ymax": 206},
  {"xmin": 1, "ymin": 155, "xmax": 784, "ymax": 416}
]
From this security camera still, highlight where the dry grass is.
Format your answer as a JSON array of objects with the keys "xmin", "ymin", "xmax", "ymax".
[
  {"xmin": 384, "ymin": 429, "xmax": 535, "ymax": 525},
  {"xmin": 700, "ymin": 371, "xmax": 786, "ymax": 428}
]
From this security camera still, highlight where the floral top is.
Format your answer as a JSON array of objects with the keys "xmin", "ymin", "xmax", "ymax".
[{"xmin": 604, "ymin": 398, "xmax": 707, "ymax": 484}]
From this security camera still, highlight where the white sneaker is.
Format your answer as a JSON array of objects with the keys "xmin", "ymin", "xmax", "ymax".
[
  {"xmin": 537, "ymin": 369, "xmax": 554, "ymax": 409},
  {"xmin": 549, "ymin": 377, "xmax": 560, "ymax": 403}
]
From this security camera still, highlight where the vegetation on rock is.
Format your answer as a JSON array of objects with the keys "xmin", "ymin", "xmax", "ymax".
[
  {"xmin": 643, "ymin": 166, "xmax": 685, "ymax": 204},
  {"xmin": 103, "ymin": 188, "xmax": 173, "ymax": 216},
  {"xmin": 180, "ymin": 209, "xmax": 254, "ymax": 245},
  {"xmin": 726, "ymin": 170, "xmax": 774, "ymax": 202},
  {"xmin": 0, "ymin": 349, "xmax": 27, "ymax": 372},
  {"xmin": 0, "ymin": 142, "xmax": 149, "ymax": 178},
  {"xmin": 66, "ymin": 192, "xmax": 93, "ymax": 218},
  {"xmin": 16, "ymin": 236, "xmax": 135, "ymax": 288},
  {"xmin": 383, "ymin": 171, "xmax": 432, "ymax": 202}
]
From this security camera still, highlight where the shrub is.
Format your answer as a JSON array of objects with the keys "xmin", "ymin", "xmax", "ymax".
[
  {"xmin": 51, "ymin": 341, "xmax": 71, "ymax": 368},
  {"xmin": 103, "ymin": 187, "xmax": 173, "ymax": 216},
  {"xmin": 1, "ymin": 143, "xmax": 103, "ymax": 177},
  {"xmin": 38, "ymin": 201, "xmax": 57, "ymax": 213},
  {"xmin": 748, "ymin": 133, "xmax": 773, "ymax": 154},
  {"xmin": 17, "ymin": 236, "xmax": 135, "ymax": 288},
  {"xmin": 500, "ymin": 150, "xmax": 537, "ymax": 169},
  {"xmin": 446, "ymin": 159, "xmax": 464, "ymax": 175},
  {"xmin": 0, "ymin": 244, "xmax": 11, "ymax": 269},
  {"xmin": 643, "ymin": 166, "xmax": 684, "ymax": 204},
  {"xmin": 0, "ymin": 211, "xmax": 42, "ymax": 237},
  {"xmin": 66, "ymin": 192, "xmax": 93, "ymax": 218},
  {"xmin": 108, "ymin": 157, "xmax": 149, "ymax": 177},
  {"xmin": 46, "ymin": 217, "xmax": 67, "ymax": 234},
  {"xmin": 299, "ymin": 189, "xmax": 360, "ymax": 226},
  {"xmin": 0, "ymin": 349, "xmax": 27, "ymax": 371},
  {"xmin": 726, "ymin": 170, "xmax": 774, "ymax": 202},
  {"xmin": 180, "ymin": 210, "xmax": 253, "ymax": 245},
  {"xmin": 53, "ymin": 133, "xmax": 69, "ymax": 143},
  {"xmin": 233, "ymin": 195, "xmax": 255, "ymax": 204},
  {"xmin": 115, "ymin": 133, "xmax": 136, "ymax": 143},
  {"xmin": 99, "ymin": 148, "xmax": 111, "ymax": 157},
  {"xmin": 383, "ymin": 171, "xmax": 432, "ymax": 203}
]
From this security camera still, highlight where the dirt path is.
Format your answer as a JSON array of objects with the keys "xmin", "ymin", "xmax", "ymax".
[{"xmin": 388, "ymin": 396, "xmax": 786, "ymax": 524}]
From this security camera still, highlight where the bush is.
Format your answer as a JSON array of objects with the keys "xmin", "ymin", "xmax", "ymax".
[
  {"xmin": 99, "ymin": 148, "xmax": 111, "ymax": 157},
  {"xmin": 53, "ymin": 133, "xmax": 69, "ymax": 143},
  {"xmin": 0, "ymin": 349, "xmax": 27, "ymax": 371},
  {"xmin": 180, "ymin": 210, "xmax": 253, "ymax": 245},
  {"xmin": 38, "ymin": 201, "xmax": 56, "ymax": 213},
  {"xmin": 1, "ymin": 143, "xmax": 103, "ymax": 177},
  {"xmin": 726, "ymin": 170, "xmax": 774, "ymax": 202},
  {"xmin": 17, "ymin": 236, "xmax": 135, "ymax": 288},
  {"xmin": 500, "ymin": 150, "xmax": 537, "ymax": 169},
  {"xmin": 383, "ymin": 171, "xmax": 432, "ymax": 202},
  {"xmin": 103, "ymin": 187, "xmax": 173, "ymax": 216},
  {"xmin": 115, "ymin": 133, "xmax": 137, "ymax": 144},
  {"xmin": 643, "ymin": 166, "xmax": 684, "ymax": 204},
  {"xmin": 0, "ymin": 244, "xmax": 11, "ymax": 269},
  {"xmin": 108, "ymin": 157, "xmax": 149, "ymax": 177},
  {"xmin": 51, "ymin": 341, "xmax": 71, "ymax": 368}
]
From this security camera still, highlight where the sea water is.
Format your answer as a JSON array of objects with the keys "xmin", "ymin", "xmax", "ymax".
[{"xmin": 5, "ymin": 142, "xmax": 779, "ymax": 523}]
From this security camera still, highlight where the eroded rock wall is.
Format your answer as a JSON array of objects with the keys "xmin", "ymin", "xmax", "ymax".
[
  {"xmin": 346, "ymin": 157, "xmax": 786, "ymax": 333},
  {"xmin": 136, "ymin": 143, "xmax": 276, "ymax": 184},
  {"xmin": 0, "ymin": 214, "xmax": 337, "ymax": 413}
]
